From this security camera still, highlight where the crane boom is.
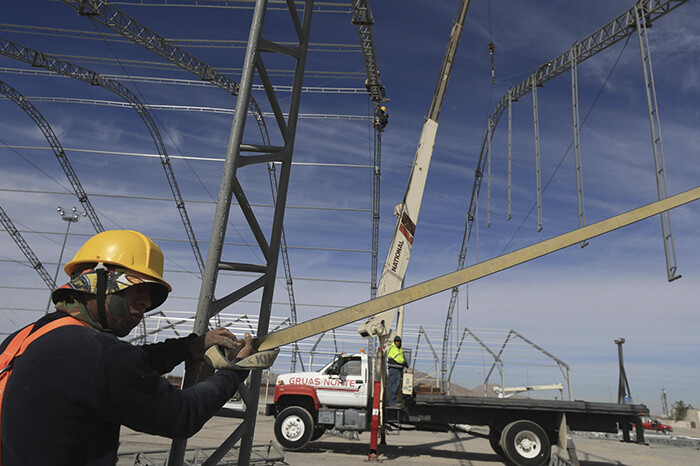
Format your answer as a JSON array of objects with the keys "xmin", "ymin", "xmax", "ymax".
[
  {"xmin": 256, "ymin": 186, "xmax": 700, "ymax": 352},
  {"xmin": 357, "ymin": 0, "xmax": 472, "ymax": 340}
]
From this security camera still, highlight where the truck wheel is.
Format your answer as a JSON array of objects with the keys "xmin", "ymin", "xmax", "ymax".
[
  {"xmin": 274, "ymin": 406, "xmax": 314, "ymax": 450},
  {"xmin": 311, "ymin": 427, "xmax": 326, "ymax": 441},
  {"xmin": 499, "ymin": 420, "xmax": 550, "ymax": 466},
  {"xmin": 488, "ymin": 433, "xmax": 505, "ymax": 459}
]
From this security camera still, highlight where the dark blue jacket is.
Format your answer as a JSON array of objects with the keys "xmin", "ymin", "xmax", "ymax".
[{"xmin": 0, "ymin": 312, "xmax": 248, "ymax": 465}]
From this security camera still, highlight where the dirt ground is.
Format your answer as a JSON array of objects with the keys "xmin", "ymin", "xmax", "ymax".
[{"xmin": 118, "ymin": 413, "xmax": 700, "ymax": 465}]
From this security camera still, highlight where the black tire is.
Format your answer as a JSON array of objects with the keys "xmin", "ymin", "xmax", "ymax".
[
  {"xmin": 274, "ymin": 406, "xmax": 314, "ymax": 450},
  {"xmin": 499, "ymin": 420, "xmax": 550, "ymax": 466},
  {"xmin": 662, "ymin": 427, "xmax": 670, "ymax": 434},
  {"xmin": 488, "ymin": 430, "xmax": 506, "ymax": 459},
  {"xmin": 311, "ymin": 427, "xmax": 326, "ymax": 441}
]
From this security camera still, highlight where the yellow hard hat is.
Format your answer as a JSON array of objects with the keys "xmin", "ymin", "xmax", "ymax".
[
  {"xmin": 381, "ymin": 106, "xmax": 386, "ymax": 111},
  {"xmin": 65, "ymin": 230, "xmax": 172, "ymax": 291}
]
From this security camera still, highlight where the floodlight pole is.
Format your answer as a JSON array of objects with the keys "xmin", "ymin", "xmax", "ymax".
[{"xmin": 46, "ymin": 206, "xmax": 85, "ymax": 312}]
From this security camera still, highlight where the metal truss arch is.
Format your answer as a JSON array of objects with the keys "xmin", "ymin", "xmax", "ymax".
[
  {"xmin": 104, "ymin": 0, "xmax": 350, "ymax": 13},
  {"xmin": 0, "ymin": 38, "xmax": 205, "ymax": 274},
  {"xmin": 62, "ymin": 0, "xmax": 272, "ymax": 146},
  {"xmin": 489, "ymin": 0, "xmax": 690, "ymax": 128},
  {"xmin": 0, "ymin": 79, "xmax": 104, "ymax": 233},
  {"xmin": 0, "ymin": 205, "xmax": 56, "ymax": 290},
  {"xmin": 481, "ymin": 329, "xmax": 572, "ymax": 401},
  {"xmin": 351, "ymin": 0, "xmax": 382, "ymax": 297},
  {"xmin": 441, "ymin": 0, "xmax": 690, "ymax": 388}
]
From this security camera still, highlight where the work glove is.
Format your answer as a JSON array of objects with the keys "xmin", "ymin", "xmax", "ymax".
[{"xmin": 203, "ymin": 333, "xmax": 279, "ymax": 370}]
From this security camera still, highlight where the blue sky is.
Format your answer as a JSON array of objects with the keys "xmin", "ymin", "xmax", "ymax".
[{"xmin": 1, "ymin": 0, "xmax": 699, "ymax": 415}]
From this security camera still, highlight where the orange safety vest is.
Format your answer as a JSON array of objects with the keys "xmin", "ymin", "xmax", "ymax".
[{"xmin": 0, "ymin": 316, "xmax": 88, "ymax": 462}]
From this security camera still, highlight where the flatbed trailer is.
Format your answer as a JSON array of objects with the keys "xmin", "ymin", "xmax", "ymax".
[
  {"xmin": 396, "ymin": 394, "xmax": 647, "ymax": 437},
  {"xmin": 390, "ymin": 394, "xmax": 648, "ymax": 465},
  {"xmin": 268, "ymin": 353, "xmax": 649, "ymax": 465}
]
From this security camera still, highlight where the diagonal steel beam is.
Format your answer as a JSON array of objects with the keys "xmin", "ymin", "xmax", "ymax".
[{"xmin": 258, "ymin": 185, "xmax": 700, "ymax": 351}]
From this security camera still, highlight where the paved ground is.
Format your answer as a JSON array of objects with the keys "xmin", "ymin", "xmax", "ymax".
[{"xmin": 118, "ymin": 413, "xmax": 700, "ymax": 465}]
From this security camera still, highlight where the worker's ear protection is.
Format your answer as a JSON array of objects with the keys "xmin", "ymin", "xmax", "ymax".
[{"xmin": 95, "ymin": 263, "xmax": 110, "ymax": 331}]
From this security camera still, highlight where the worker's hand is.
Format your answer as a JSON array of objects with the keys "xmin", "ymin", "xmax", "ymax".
[
  {"xmin": 189, "ymin": 327, "xmax": 240, "ymax": 362},
  {"xmin": 403, "ymin": 361, "xmax": 409, "ymax": 368},
  {"xmin": 201, "ymin": 332, "xmax": 261, "ymax": 370},
  {"xmin": 236, "ymin": 332, "xmax": 255, "ymax": 360}
]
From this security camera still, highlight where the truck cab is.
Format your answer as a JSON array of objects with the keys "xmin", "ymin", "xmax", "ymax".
[
  {"xmin": 268, "ymin": 353, "xmax": 374, "ymax": 450},
  {"xmin": 281, "ymin": 353, "xmax": 369, "ymax": 408},
  {"xmin": 641, "ymin": 416, "xmax": 673, "ymax": 433}
]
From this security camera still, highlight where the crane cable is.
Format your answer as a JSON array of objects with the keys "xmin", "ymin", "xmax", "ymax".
[{"xmin": 487, "ymin": 0, "xmax": 495, "ymax": 85}]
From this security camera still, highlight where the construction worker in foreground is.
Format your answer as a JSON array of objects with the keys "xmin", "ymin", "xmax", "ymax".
[
  {"xmin": 387, "ymin": 335, "xmax": 408, "ymax": 406},
  {"xmin": 0, "ymin": 230, "xmax": 254, "ymax": 465}
]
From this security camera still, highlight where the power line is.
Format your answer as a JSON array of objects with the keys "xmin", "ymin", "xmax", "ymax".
[
  {"xmin": 0, "ymin": 186, "xmax": 373, "ymax": 212},
  {"xmin": 0, "ymin": 228, "xmax": 373, "ymax": 254},
  {"xmin": 0, "ymin": 95, "xmax": 371, "ymax": 120},
  {"xmin": 0, "ymin": 270, "xmax": 370, "ymax": 286},
  {"xmin": 0, "ymin": 66, "xmax": 367, "ymax": 93},
  {"xmin": 0, "ymin": 23, "xmax": 359, "ymax": 52},
  {"xmin": 21, "ymin": 55, "xmax": 365, "ymax": 79},
  {"xmin": 105, "ymin": 0, "xmax": 351, "ymax": 13},
  {"xmin": 0, "ymin": 145, "xmax": 373, "ymax": 169}
]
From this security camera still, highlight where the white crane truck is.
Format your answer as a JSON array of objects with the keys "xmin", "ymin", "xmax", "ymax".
[{"xmin": 264, "ymin": 351, "xmax": 648, "ymax": 465}]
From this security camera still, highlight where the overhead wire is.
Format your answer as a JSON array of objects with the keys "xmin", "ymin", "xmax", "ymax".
[
  {"xmin": 34, "ymin": 55, "xmax": 365, "ymax": 79},
  {"xmin": 0, "ymin": 136, "xmax": 123, "ymax": 229},
  {"xmin": 0, "ymin": 23, "xmax": 360, "ymax": 52},
  {"xmin": 0, "ymin": 65, "xmax": 366, "ymax": 93},
  {"xmin": 1, "ymin": 227, "xmax": 373, "ymax": 254},
  {"xmin": 0, "ymin": 186, "xmax": 373, "ymax": 212},
  {"xmin": 0, "ymin": 265, "xmax": 371, "ymax": 287},
  {"xmin": 0, "ymin": 135, "xmax": 77, "ymax": 194},
  {"xmin": 0, "ymin": 94, "xmax": 371, "ymax": 120},
  {"xmin": 105, "ymin": 0, "xmax": 352, "ymax": 12}
]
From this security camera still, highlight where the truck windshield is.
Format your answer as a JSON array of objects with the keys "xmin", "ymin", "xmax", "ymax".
[
  {"xmin": 340, "ymin": 358, "xmax": 362, "ymax": 376},
  {"xmin": 325, "ymin": 357, "xmax": 362, "ymax": 376}
]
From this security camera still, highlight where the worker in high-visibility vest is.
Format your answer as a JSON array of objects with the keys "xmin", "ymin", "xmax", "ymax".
[
  {"xmin": 0, "ymin": 230, "xmax": 254, "ymax": 465},
  {"xmin": 387, "ymin": 335, "xmax": 408, "ymax": 406}
]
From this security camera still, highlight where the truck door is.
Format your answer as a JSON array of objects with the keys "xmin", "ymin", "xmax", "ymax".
[{"xmin": 317, "ymin": 355, "xmax": 366, "ymax": 408}]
